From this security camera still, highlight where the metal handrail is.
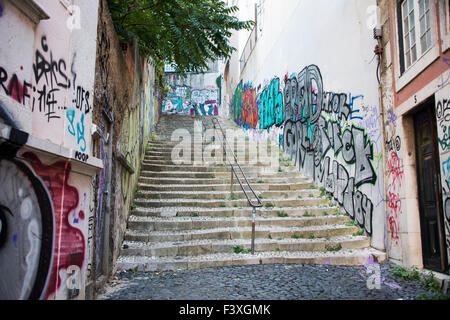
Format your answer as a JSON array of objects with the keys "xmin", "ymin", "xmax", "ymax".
[{"xmin": 210, "ymin": 117, "xmax": 263, "ymax": 254}]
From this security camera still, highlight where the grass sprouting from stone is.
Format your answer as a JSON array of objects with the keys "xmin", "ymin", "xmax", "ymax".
[
  {"xmin": 319, "ymin": 186, "xmax": 326, "ymax": 197},
  {"xmin": 325, "ymin": 243, "xmax": 342, "ymax": 252},
  {"xmin": 277, "ymin": 211, "xmax": 289, "ymax": 217},
  {"xmin": 233, "ymin": 245, "xmax": 251, "ymax": 254},
  {"xmin": 353, "ymin": 229, "xmax": 364, "ymax": 236},
  {"xmin": 303, "ymin": 211, "xmax": 316, "ymax": 217}
]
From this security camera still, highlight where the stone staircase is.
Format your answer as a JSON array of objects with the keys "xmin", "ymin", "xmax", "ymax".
[{"xmin": 116, "ymin": 114, "xmax": 386, "ymax": 272}]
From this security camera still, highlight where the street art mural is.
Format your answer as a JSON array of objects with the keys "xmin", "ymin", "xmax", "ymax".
[
  {"xmin": 232, "ymin": 65, "xmax": 383, "ymax": 237},
  {"xmin": 0, "ymin": 108, "xmax": 92, "ymax": 299},
  {"xmin": 0, "ymin": 152, "xmax": 54, "ymax": 300},
  {"xmin": 162, "ymin": 86, "xmax": 219, "ymax": 116}
]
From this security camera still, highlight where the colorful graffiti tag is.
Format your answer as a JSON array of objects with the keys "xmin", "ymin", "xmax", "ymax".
[
  {"xmin": 162, "ymin": 86, "xmax": 219, "ymax": 116},
  {"xmin": 231, "ymin": 65, "xmax": 379, "ymax": 235}
]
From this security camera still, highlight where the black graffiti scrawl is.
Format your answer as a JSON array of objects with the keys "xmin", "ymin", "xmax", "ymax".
[{"xmin": 278, "ymin": 65, "xmax": 378, "ymax": 235}]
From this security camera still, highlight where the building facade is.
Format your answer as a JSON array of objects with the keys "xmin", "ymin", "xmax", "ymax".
[{"xmin": 378, "ymin": 0, "xmax": 450, "ymax": 273}]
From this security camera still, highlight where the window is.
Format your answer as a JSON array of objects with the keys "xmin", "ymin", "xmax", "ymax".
[
  {"xmin": 418, "ymin": 0, "xmax": 432, "ymax": 53},
  {"xmin": 402, "ymin": 0, "xmax": 417, "ymax": 69},
  {"xmin": 398, "ymin": 0, "xmax": 433, "ymax": 73}
]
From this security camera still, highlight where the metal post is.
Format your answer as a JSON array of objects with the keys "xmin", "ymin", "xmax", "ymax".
[
  {"xmin": 230, "ymin": 168, "xmax": 234, "ymax": 197},
  {"xmin": 251, "ymin": 207, "xmax": 256, "ymax": 255}
]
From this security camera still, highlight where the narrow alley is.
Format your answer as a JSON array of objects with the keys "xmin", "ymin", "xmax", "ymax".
[{"xmin": 0, "ymin": 0, "xmax": 449, "ymax": 307}]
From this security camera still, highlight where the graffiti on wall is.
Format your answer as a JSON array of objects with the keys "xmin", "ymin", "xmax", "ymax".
[
  {"xmin": 0, "ymin": 155, "xmax": 53, "ymax": 300},
  {"xmin": 436, "ymin": 92, "xmax": 450, "ymax": 261},
  {"xmin": 231, "ymin": 65, "xmax": 380, "ymax": 235},
  {"xmin": 0, "ymin": 149, "xmax": 87, "ymax": 299},
  {"xmin": 0, "ymin": 36, "xmax": 91, "ymax": 152},
  {"xmin": 23, "ymin": 152, "xmax": 86, "ymax": 299},
  {"xmin": 233, "ymin": 82, "xmax": 258, "ymax": 129},
  {"xmin": 162, "ymin": 86, "xmax": 219, "ymax": 116}
]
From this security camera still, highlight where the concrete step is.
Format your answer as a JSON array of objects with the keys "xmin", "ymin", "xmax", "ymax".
[
  {"xmin": 142, "ymin": 159, "xmax": 275, "ymax": 166},
  {"xmin": 142, "ymin": 152, "xmax": 279, "ymax": 162},
  {"xmin": 140, "ymin": 163, "xmax": 278, "ymax": 173},
  {"xmin": 138, "ymin": 176, "xmax": 311, "ymax": 185},
  {"xmin": 136, "ymin": 182, "xmax": 314, "ymax": 192},
  {"xmin": 146, "ymin": 141, "xmax": 264, "ymax": 149},
  {"xmin": 138, "ymin": 170, "xmax": 275, "ymax": 179},
  {"xmin": 131, "ymin": 206, "xmax": 340, "ymax": 218},
  {"xmin": 124, "ymin": 218, "xmax": 356, "ymax": 241},
  {"xmin": 126, "ymin": 216, "xmax": 352, "ymax": 232},
  {"xmin": 135, "ymin": 189, "xmax": 321, "ymax": 200},
  {"xmin": 116, "ymin": 248, "xmax": 387, "ymax": 272},
  {"xmin": 120, "ymin": 236, "xmax": 370, "ymax": 258},
  {"xmin": 145, "ymin": 146, "xmax": 279, "ymax": 154},
  {"xmin": 133, "ymin": 197, "xmax": 330, "ymax": 209},
  {"xmin": 138, "ymin": 169, "xmax": 301, "ymax": 179}
]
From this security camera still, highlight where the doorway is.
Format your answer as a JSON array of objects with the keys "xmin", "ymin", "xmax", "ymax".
[{"xmin": 413, "ymin": 100, "xmax": 449, "ymax": 273}]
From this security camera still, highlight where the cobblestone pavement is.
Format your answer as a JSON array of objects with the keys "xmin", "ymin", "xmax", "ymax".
[{"xmin": 98, "ymin": 262, "xmax": 436, "ymax": 300}]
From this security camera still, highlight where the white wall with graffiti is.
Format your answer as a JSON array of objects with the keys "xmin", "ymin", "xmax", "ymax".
[
  {"xmin": 0, "ymin": 0, "xmax": 101, "ymax": 299},
  {"xmin": 435, "ymin": 83, "xmax": 450, "ymax": 267},
  {"xmin": 228, "ymin": 0, "xmax": 386, "ymax": 250}
]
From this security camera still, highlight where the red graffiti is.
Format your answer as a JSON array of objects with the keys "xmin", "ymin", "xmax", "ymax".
[
  {"xmin": 387, "ymin": 192, "xmax": 401, "ymax": 217},
  {"xmin": 387, "ymin": 191, "xmax": 401, "ymax": 244},
  {"xmin": 22, "ymin": 152, "xmax": 85, "ymax": 299},
  {"xmin": 387, "ymin": 151, "xmax": 404, "ymax": 191},
  {"xmin": 7, "ymin": 74, "xmax": 28, "ymax": 103},
  {"xmin": 389, "ymin": 215, "xmax": 400, "ymax": 243},
  {"xmin": 241, "ymin": 86, "xmax": 258, "ymax": 129}
]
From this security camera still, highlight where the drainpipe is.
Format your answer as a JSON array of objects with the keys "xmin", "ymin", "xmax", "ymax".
[
  {"xmin": 374, "ymin": 27, "xmax": 389, "ymax": 254},
  {"xmin": 102, "ymin": 119, "xmax": 114, "ymax": 281}
]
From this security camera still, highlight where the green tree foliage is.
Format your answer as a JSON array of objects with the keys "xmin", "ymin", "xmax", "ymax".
[{"xmin": 107, "ymin": 0, "xmax": 254, "ymax": 75}]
